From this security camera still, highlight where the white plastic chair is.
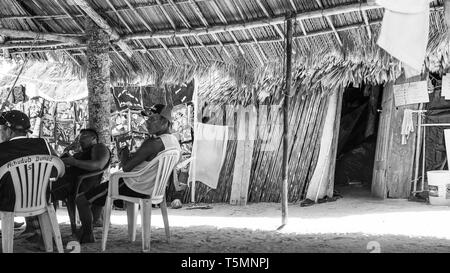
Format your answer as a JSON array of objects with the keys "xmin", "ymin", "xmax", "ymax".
[
  {"xmin": 102, "ymin": 148, "xmax": 180, "ymax": 252},
  {"xmin": 0, "ymin": 155, "xmax": 65, "ymax": 253}
]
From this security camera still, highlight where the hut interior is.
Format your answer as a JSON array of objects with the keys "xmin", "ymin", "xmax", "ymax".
[
  {"xmin": 334, "ymin": 83, "xmax": 383, "ymax": 195},
  {"xmin": 0, "ymin": 0, "xmax": 449, "ymax": 208}
]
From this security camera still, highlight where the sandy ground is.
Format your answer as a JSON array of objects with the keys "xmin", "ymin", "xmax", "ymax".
[{"xmin": 6, "ymin": 186, "xmax": 450, "ymax": 253}]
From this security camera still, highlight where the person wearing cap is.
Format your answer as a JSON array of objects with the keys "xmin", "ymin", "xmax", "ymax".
[
  {"xmin": 75, "ymin": 104, "xmax": 181, "ymax": 243},
  {"xmin": 0, "ymin": 110, "xmax": 58, "ymax": 248}
]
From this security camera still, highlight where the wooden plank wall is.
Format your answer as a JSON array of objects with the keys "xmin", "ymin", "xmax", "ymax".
[
  {"xmin": 230, "ymin": 106, "xmax": 257, "ymax": 205},
  {"xmin": 177, "ymin": 87, "xmax": 329, "ymax": 203},
  {"xmin": 385, "ymin": 75, "xmax": 422, "ymax": 198},
  {"xmin": 372, "ymin": 83, "xmax": 394, "ymax": 198},
  {"xmin": 372, "ymin": 76, "xmax": 422, "ymax": 199}
]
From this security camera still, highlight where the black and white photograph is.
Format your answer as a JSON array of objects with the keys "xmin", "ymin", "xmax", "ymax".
[{"xmin": 0, "ymin": 0, "xmax": 449, "ymax": 267}]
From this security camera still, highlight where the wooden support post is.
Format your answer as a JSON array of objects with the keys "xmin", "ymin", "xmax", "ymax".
[
  {"xmin": 279, "ymin": 14, "xmax": 293, "ymax": 229},
  {"xmin": 190, "ymin": 82, "xmax": 199, "ymax": 203},
  {"xmin": 53, "ymin": 103, "xmax": 58, "ymax": 150},
  {"xmin": 86, "ymin": 18, "xmax": 112, "ymax": 146}
]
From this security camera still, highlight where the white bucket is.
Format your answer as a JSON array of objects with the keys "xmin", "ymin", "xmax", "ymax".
[{"xmin": 427, "ymin": 170, "xmax": 450, "ymax": 206}]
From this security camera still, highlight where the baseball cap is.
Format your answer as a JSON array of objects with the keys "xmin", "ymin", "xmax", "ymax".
[
  {"xmin": 0, "ymin": 110, "xmax": 32, "ymax": 133},
  {"xmin": 141, "ymin": 104, "xmax": 173, "ymax": 122}
]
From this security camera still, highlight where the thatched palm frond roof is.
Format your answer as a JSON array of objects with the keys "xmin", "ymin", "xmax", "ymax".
[
  {"xmin": 0, "ymin": 0, "xmax": 446, "ymax": 92},
  {"xmin": 0, "ymin": 57, "xmax": 87, "ymax": 101}
]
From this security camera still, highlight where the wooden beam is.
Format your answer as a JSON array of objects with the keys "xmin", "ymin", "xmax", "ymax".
[
  {"xmin": 122, "ymin": 2, "xmax": 382, "ymax": 41},
  {"xmin": 10, "ymin": 19, "xmax": 383, "ymax": 54},
  {"xmin": 361, "ymin": 9, "xmax": 372, "ymax": 39},
  {"xmin": 314, "ymin": 0, "xmax": 343, "ymax": 47},
  {"xmin": 255, "ymin": 0, "xmax": 285, "ymax": 39},
  {"xmin": 182, "ymin": 0, "xmax": 217, "ymax": 60},
  {"xmin": 167, "ymin": 0, "xmax": 192, "ymax": 29},
  {"xmin": 121, "ymin": 0, "xmax": 178, "ymax": 64},
  {"xmin": 154, "ymin": 0, "xmax": 198, "ymax": 63},
  {"xmin": 55, "ymin": 0, "xmax": 85, "ymax": 33},
  {"xmin": 0, "ymin": 41, "xmax": 72, "ymax": 49},
  {"xmin": 24, "ymin": 0, "xmax": 83, "ymax": 66},
  {"xmin": 196, "ymin": 0, "xmax": 233, "ymax": 61},
  {"xmin": 279, "ymin": 14, "xmax": 293, "ymax": 229},
  {"xmin": 215, "ymin": 0, "xmax": 265, "ymax": 64},
  {"xmin": 71, "ymin": 0, "xmax": 134, "ymax": 57},
  {"xmin": 72, "ymin": 0, "xmax": 118, "ymax": 39},
  {"xmin": 0, "ymin": 14, "xmax": 81, "ymax": 21},
  {"xmin": 0, "ymin": 28, "xmax": 83, "ymax": 44},
  {"xmin": 104, "ymin": 0, "xmax": 160, "ymax": 70}
]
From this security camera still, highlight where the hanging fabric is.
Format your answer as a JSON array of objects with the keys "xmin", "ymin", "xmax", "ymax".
[
  {"xmin": 376, "ymin": 0, "xmax": 433, "ymax": 77},
  {"xmin": 401, "ymin": 109, "xmax": 415, "ymax": 144},
  {"xmin": 188, "ymin": 123, "xmax": 229, "ymax": 189}
]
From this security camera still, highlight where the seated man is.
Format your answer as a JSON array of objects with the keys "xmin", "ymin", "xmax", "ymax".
[
  {"xmin": 76, "ymin": 104, "xmax": 181, "ymax": 243},
  {"xmin": 51, "ymin": 128, "xmax": 110, "ymax": 228},
  {"xmin": 0, "ymin": 110, "xmax": 57, "ymax": 246}
]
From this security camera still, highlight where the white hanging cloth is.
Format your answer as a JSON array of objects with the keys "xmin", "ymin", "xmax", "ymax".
[
  {"xmin": 401, "ymin": 109, "xmax": 415, "ymax": 145},
  {"xmin": 376, "ymin": 0, "xmax": 433, "ymax": 76},
  {"xmin": 188, "ymin": 123, "xmax": 229, "ymax": 189}
]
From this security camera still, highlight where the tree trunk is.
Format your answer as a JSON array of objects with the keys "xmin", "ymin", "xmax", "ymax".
[{"xmin": 86, "ymin": 18, "xmax": 112, "ymax": 145}]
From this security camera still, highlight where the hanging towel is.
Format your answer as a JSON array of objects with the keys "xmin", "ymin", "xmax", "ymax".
[
  {"xmin": 376, "ymin": 0, "xmax": 432, "ymax": 13},
  {"xmin": 188, "ymin": 123, "xmax": 229, "ymax": 189},
  {"xmin": 377, "ymin": 0, "xmax": 432, "ymax": 75},
  {"xmin": 401, "ymin": 109, "xmax": 415, "ymax": 145}
]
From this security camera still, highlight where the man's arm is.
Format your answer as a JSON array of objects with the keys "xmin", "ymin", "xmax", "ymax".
[
  {"xmin": 121, "ymin": 138, "xmax": 164, "ymax": 172},
  {"xmin": 62, "ymin": 144, "xmax": 110, "ymax": 172}
]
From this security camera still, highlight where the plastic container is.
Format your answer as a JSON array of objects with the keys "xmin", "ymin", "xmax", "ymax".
[{"xmin": 427, "ymin": 170, "xmax": 450, "ymax": 206}]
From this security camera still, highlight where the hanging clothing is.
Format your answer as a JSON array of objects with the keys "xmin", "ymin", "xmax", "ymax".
[
  {"xmin": 401, "ymin": 109, "xmax": 415, "ymax": 145},
  {"xmin": 376, "ymin": 0, "xmax": 432, "ymax": 13},
  {"xmin": 376, "ymin": 0, "xmax": 432, "ymax": 75},
  {"xmin": 188, "ymin": 123, "xmax": 228, "ymax": 189}
]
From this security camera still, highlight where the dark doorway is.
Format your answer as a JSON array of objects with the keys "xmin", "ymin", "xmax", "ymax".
[{"xmin": 334, "ymin": 84, "xmax": 383, "ymax": 197}]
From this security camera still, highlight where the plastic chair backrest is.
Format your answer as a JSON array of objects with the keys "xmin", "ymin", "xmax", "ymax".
[
  {"xmin": 150, "ymin": 149, "xmax": 180, "ymax": 204},
  {"xmin": 0, "ymin": 155, "xmax": 65, "ymax": 214}
]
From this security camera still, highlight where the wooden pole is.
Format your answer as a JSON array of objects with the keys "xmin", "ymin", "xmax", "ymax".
[
  {"xmin": 190, "ymin": 81, "xmax": 199, "ymax": 203},
  {"xmin": 53, "ymin": 103, "xmax": 58, "ymax": 150},
  {"xmin": 279, "ymin": 14, "xmax": 293, "ymax": 229}
]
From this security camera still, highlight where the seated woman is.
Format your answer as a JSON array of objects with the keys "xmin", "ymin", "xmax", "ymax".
[{"xmin": 75, "ymin": 104, "xmax": 181, "ymax": 243}]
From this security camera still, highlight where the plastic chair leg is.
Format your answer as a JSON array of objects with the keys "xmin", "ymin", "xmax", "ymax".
[
  {"xmin": 47, "ymin": 205, "xmax": 64, "ymax": 253},
  {"xmin": 140, "ymin": 199, "xmax": 152, "ymax": 253},
  {"xmin": 126, "ymin": 201, "xmax": 138, "ymax": 242},
  {"xmin": 1, "ymin": 212, "xmax": 14, "ymax": 253},
  {"xmin": 38, "ymin": 212, "xmax": 54, "ymax": 252},
  {"xmin": 101, "ymin": 196, "xmax": 113, "ymax": 251},
  {"xmin": 160, "ymin": 198, "xmax": 170, "ymax": 242}
]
